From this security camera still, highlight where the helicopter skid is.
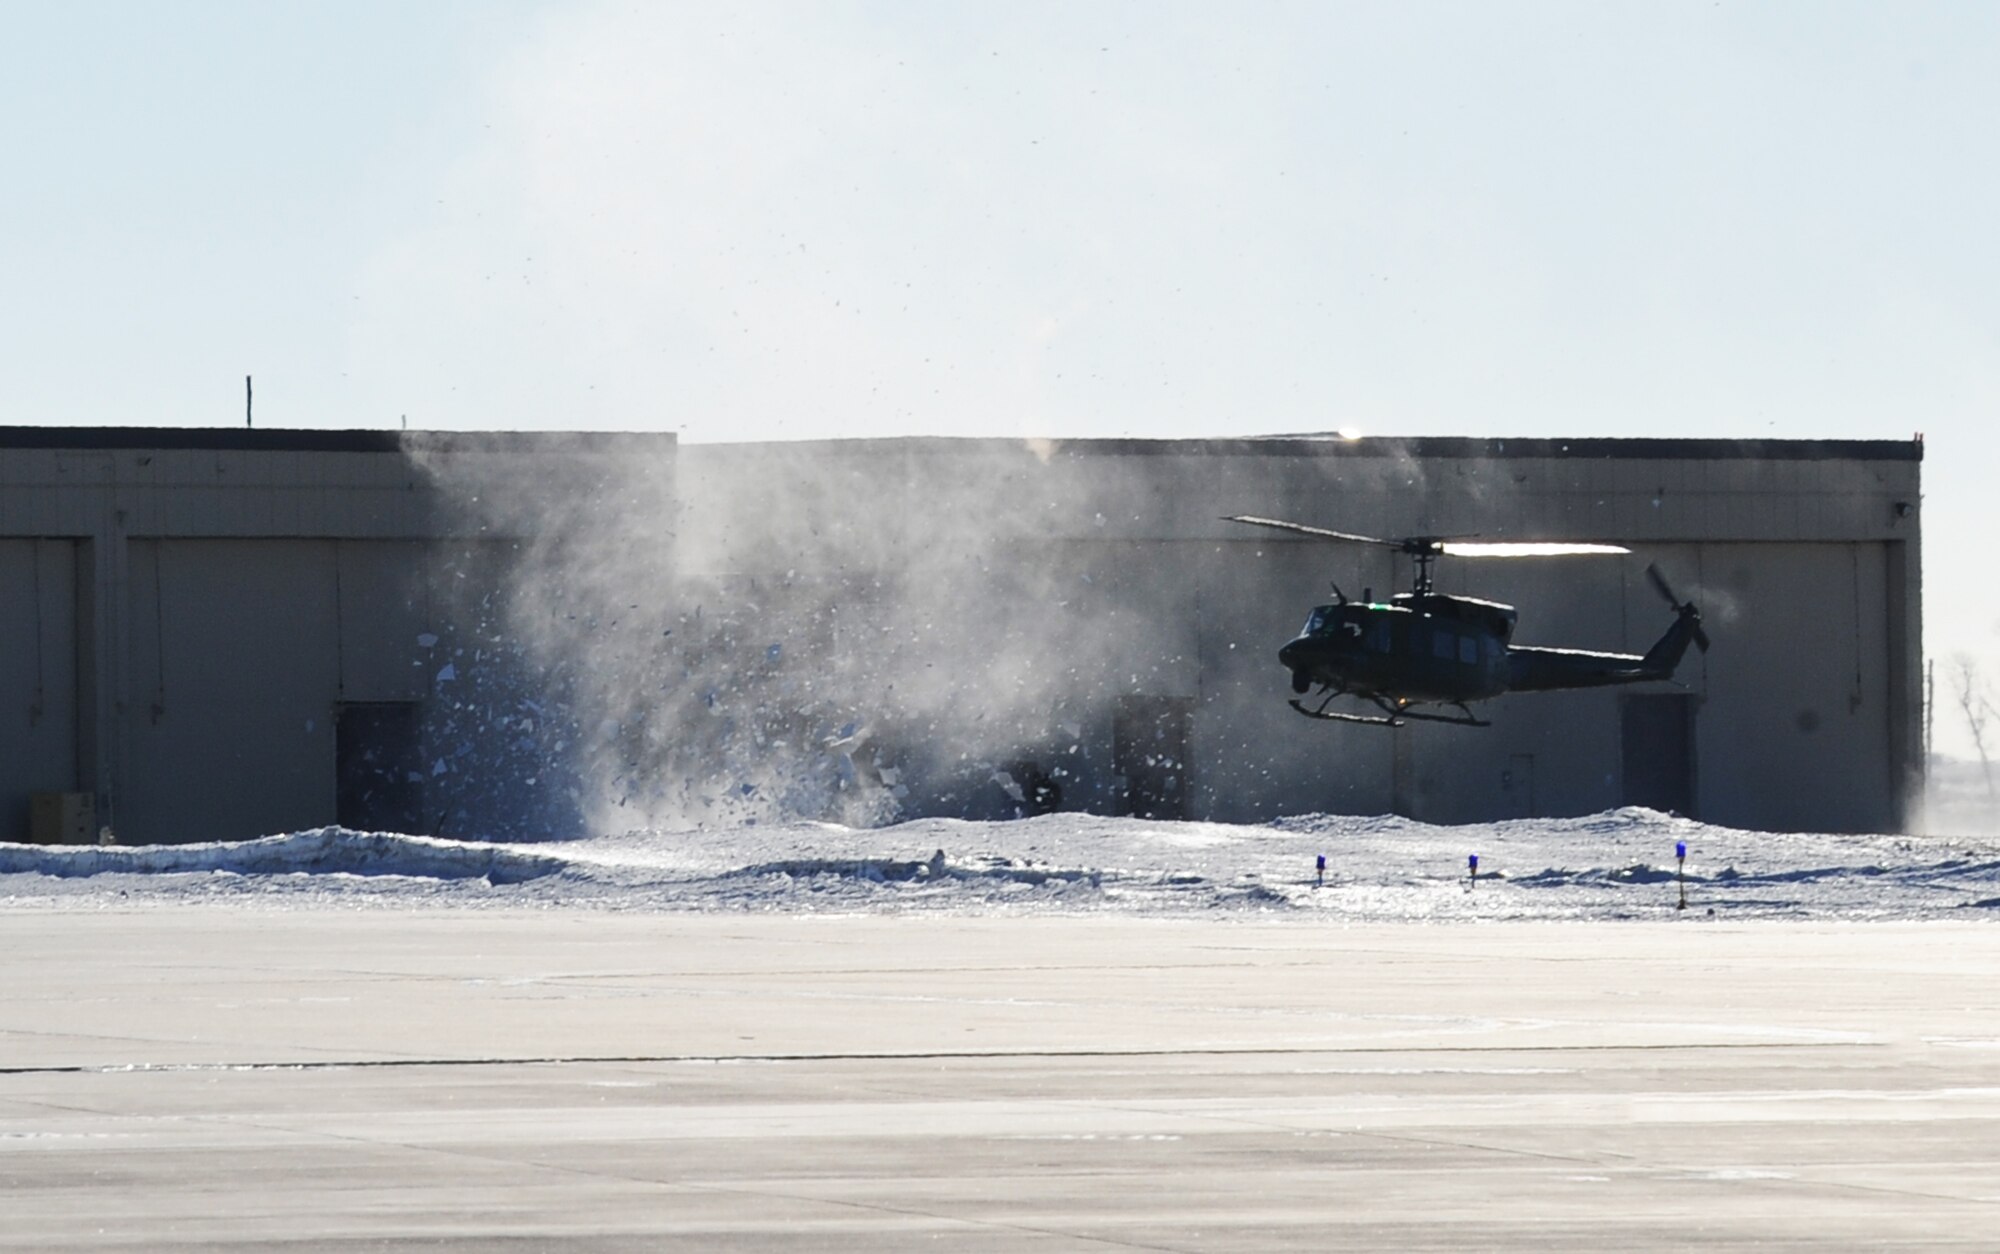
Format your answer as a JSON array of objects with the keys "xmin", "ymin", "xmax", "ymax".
[
  {"xmin": 1287, "ymin": 697, "xmax": 1492, "ymax": 728},
  {"xmin": 1389, "ymin": 705, "xmax": 1491, "ymax": 728},
  {"xmin": 1288, "ymin": 699, "xmax": 1405, "ymax": 727}
]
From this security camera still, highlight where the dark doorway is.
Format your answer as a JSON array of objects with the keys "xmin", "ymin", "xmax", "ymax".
[
  {"xmin": 1501, "ymin": 753, "xmax": 1536, "ymax": 819},
  {"xmin": 336, "ymin": 702, "xmax": 425, "ymax": 833},
  {"xmin": 1114, "ymin": 696, "xmax": 1192, "ymax": 819},
  {"xmin": 1621, "ymin": 694, "xmax": 1696, "ymax": 817}
]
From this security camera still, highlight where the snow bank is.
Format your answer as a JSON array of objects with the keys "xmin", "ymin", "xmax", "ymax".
[
  {"xmin": 4, "ymin": 809, "xmax": 2000, "ymax": 920},
  {"xmin": 0, "ymin": 828, "xmax": 566, "ymax": 885}
]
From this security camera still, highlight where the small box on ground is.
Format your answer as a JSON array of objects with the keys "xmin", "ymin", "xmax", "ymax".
[{"xmin": 28, "ymin": 792, "xmax": 96, "ymax": 845}]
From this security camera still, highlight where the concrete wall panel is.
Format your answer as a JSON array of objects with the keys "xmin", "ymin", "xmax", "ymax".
[
  {"xmin": 1692, "ymin": 543, "xmax": 1894, "ymax": 833},
  {"xmin": 122, "ymin": 540, "xmax": 341, "ymax": 843},
  {"xmin": 335, "ymin": 542, "xmax": 432, "ymax": 703},
  {"xmin": 0, "ymin": 540, "xmax": 80, "ymax": 841}
]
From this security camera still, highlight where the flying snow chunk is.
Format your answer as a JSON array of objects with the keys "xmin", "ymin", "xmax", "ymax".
[{"xmin": 436, "ymin": 663, "xmax": 457, "ymax": 683}]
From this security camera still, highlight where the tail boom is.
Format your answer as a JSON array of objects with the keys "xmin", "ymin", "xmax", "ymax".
[{"xmin": 1506, "ymin": 607, "xmax": 1704, "ymax": 692}]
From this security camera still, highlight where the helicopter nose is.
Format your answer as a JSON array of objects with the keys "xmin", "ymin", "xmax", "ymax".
[{"xmin": 1279, "ymin": 638, "xmax": 1327, "ymax": 673}]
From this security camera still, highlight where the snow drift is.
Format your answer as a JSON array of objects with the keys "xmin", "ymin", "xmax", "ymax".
[
  {"xmin": 6, "ymin": 808, "xmax": 2000, "ymax": 920},
  {"xmin": 0, "ymin": 828, "xmax": 567, "ymax": 885}
]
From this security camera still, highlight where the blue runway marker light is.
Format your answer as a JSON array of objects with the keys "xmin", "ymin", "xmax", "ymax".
[
  {"xmin": 1676, "ymin": 840, "xmax": 1687, "ymax": 861},
  {"xmin": 1467, "ymin": 853, "xmax": 1479, "ymax": 888}
]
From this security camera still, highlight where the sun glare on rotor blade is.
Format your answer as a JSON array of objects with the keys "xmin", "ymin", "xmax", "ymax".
[{"xmin": 1439, "ymin": 542, "xmax": 1631, "ymax": 557}]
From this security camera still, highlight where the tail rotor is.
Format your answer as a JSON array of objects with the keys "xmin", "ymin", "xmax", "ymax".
[{"xmin": 1646, "ymin": 564, "xmax": 1711, "ymax": 652}]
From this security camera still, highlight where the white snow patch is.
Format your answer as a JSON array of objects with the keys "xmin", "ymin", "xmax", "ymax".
[{"xmin": 1, "ymin": 808, "xmax": 1997, "ymax": 919}]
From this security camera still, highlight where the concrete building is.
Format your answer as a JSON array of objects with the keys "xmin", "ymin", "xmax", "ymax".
[
  {"xmin": 0, "ymin": 427, "xmax": 674, "ymax": 846},
  {"xmin": 2, "ymin": 428, "xmax": 1920, "ymax": 842}
]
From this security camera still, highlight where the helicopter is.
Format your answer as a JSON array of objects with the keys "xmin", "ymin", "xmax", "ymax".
[{"xmin": 1225, "ymin": 515, "xmax": 1710, "ymax": 727}]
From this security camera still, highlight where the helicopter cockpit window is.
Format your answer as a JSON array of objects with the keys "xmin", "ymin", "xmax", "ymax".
[{"xmin": 1303, "ymin": 607, "xmax": 1334, "ymax": 637}]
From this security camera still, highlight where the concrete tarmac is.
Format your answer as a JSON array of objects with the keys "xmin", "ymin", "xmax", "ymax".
[{"xmin": 4, "ymin": 908, "xmax": 2000, "ymax": 1250}]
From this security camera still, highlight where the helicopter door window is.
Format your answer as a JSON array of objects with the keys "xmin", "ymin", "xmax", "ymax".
[
  {"xmin": 1431, "ymin": 630, "xmax": 1454, "ymax": 661},
  {"xmin": 1458, "ymin": 636, "xmax": 1478, "ymax": 665},
  {"xmin": 1367, "ymin": 620, "xmax": 1390, "ymax": 653}
]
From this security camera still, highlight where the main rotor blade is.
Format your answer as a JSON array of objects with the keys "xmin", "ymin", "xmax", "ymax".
[
  {"xmin": 1228, "ymin": 517, "xmax": 1629, "ymax": 557},
  {"xmin": 1438, "ymin": 541, "xmax": 1630, "ymax": 557},
  {"xmin": 1223, "ymin": 516, "xmax": 1402, "ymax": 548}
]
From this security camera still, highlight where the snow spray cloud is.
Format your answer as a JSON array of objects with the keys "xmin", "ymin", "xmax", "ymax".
[
  {"xmin": 411, "ymin": 435, "xmax": 1177, "ymax": 834},
  {"xmin": 395, "ymin": 433, "xmax": 679, "ymax": 839},
  {"xmin": 635, "ymin": 439, "xmax": 1196, "ymax": 830}
]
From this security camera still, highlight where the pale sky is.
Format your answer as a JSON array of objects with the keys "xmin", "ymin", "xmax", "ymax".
[{"xmin": 5, "ymin": 1, "xmax": 1997, "ymax": 746}]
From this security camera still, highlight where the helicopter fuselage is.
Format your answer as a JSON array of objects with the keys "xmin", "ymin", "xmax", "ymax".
[
  {"xmin": 1279, "ymin": 594, "xmax": 1516, "ymax": 705},
  {"xmin": 1279, "ymin": 590, "xmax": 1701, "ymax": 715}
]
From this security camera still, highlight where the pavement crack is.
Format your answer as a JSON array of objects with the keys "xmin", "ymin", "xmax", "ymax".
[{"xmin": 0, "ymin": 1039, "xmax": 1877, "ymax": 1078}]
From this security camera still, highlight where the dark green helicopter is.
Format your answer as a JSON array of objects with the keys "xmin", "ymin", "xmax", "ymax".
[{"xmin": 1226, "ymin": 516, "xmax": 1710, "ymax": 727}]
